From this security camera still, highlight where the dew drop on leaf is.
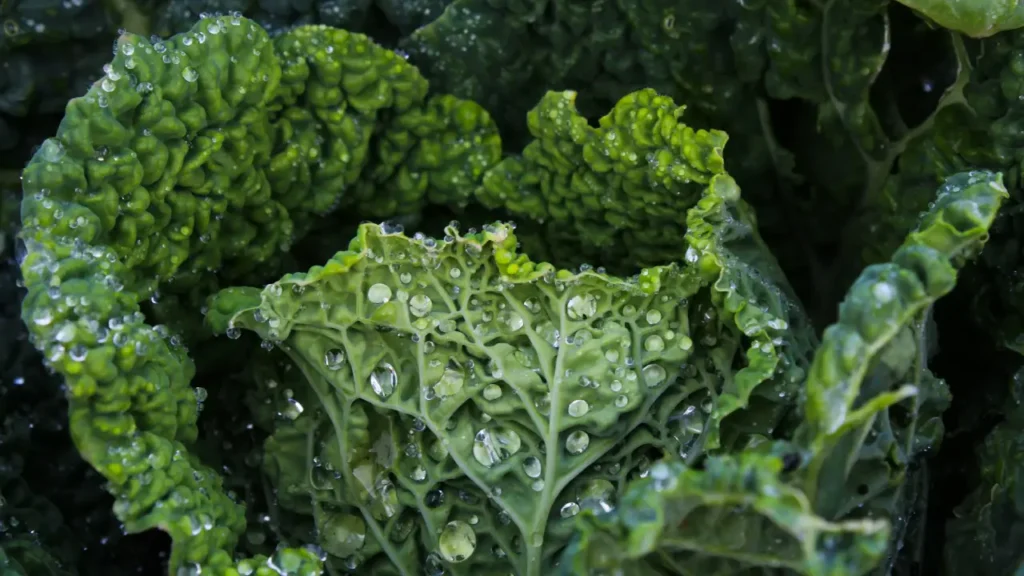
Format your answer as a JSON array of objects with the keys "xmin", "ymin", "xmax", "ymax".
[
  {"xmin": 473, "ymin": 427, "xmax": 522, "ymax": 467},
  {"xmin": 642, "ymin": 364, "xmax": 667, "ymax": 387},
  {"xmin": 567, "ymin": 399, "xmax": 589, "ymax": 417},
  {"xmin": 409, "ymin": 294, "xmax": 433, "ymax": 317},
  {"xmin": 367, "ymin": 283, "xmax": 392, "ymax": 304},
  {"xmin": 615, "ymin": 395, "xmax": 628, "ymax": 408},
  {"xmin": 566, "ymin": 293, "xmax": 598, "ymax": 320},
  {"xmin": 559, "ymin": 502, "xmax": 580, "ymax": 518},
  {"xmin": 644, "ymin": 335, "xmax": 665, "ymax": 352},
  {"xmin": 319, "ymin": 513, "xmax": 366, "ymax": 557},
  {"xmin": 578, "ymin": 479, "xmax": 616, "ymax": 514},
  {"xmin": 645, "ymin": 309, "xmax": 662, "ymax": 324},
  {"xmin": 433, "ymin": 361, "xmax": 465, "ymax": 398},
  {"xmin": 324, "ymin": 348, "xmax": 345, "ymax": 370},
  {"xmin": 369, "ymin": 362, "xmax": 397, "ymax": 399},
  {"xmin": 482, "ymin": 384, "xmax": 503, "ymax": 400},
  {"xmin": 565, "ymin": 430, "xmax": 590, "ymax": 454},
  {"xmin": 438, "ymin": 521, "xmax": 476, "ymax": 563},
  {"xmin": 523, "ymin": 456, "xmax": 542, "ymax": 478},
  {"xmin": 411, "ymin": 465, "xmax": 427, "ymax": 482},
  {"xmin": 425, "ymin": 489, "xmax": 445, "ymax": 508},
  {"xmin": 505, "ymin": 312, "xmax": 525, "ymax": 330},
  {"xmin": 281, "ymin": 398, "xmax": 303, "ymax": 420},
  {"xmin": 871, "ymin": 281, "xmax": 895, "ymax": 302}
]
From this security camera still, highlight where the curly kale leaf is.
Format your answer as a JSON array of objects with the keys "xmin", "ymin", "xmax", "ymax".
[
  {"xmin": 476, "ymin": 88, "xmax": 727, "ymax": 269},
  {"xmin": 553, "ymin": 169, "xmax": 1004, "ymax": 576},
  {"xmin": 207, "ymin": 170, "xmax": 815, "ymax": 575},
  {"xmin": 798, "ymin": 171, "xmax": 1005, "ymax": 570},
  {"xmin": 208, "ymin": 221, "xmax": 706, "ymax": 575},
  {"xmin": 894, "ymin": 0, "xmax": 1024, "ymax": 37},
  {"xmin": 17, "ymin": 13, "xmax": 502, "ymax": 573},
  {"xmin": 560, "ymin": 450, "xmax": 890, "ymax": 576}
]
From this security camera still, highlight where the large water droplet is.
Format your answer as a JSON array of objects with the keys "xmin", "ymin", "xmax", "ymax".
[
  {"xmin": 578, "ymin": 479, "xmax": 616, "ymax": 514},
  {"xmin": 482, "ymin": 384, "xmax": 503, "ymax": 401},
  {"xmin": 433, "ymin": 360, "xmax": 465, "ymax": 398},
  {"xmin": 369, "ymin": 362, "xmax": 397, "ymax": 398},
  {"xmin": 644, "ymin": 335, "xmax": 665, "ymax": 352},
  {"xmin": 324, "ymin": 348, "xmax": 345, "ymax": 370},
  {"xmin": 182, "ymin": 67, "xmax": 199, "ymax": 82},
  {"xmin": 473, "ymin": 427, "xmax": 522, "ymax": 467},
  {"xmin": 438, "ymin": 521, "xmax": 476, "ymax": 563},
  {"xmin": 565, "ymin": 430, "xmax": 590, "ymax": 455},
  {"xmin": 559, "ymin": 502, "xmax": 580, "ymax": 518},
  {"xmin": 642, "ymin": 364, "xmax": 667, "ymax": 387},
  {"xmin": 39, "ymin": 139, "xmax": 66, "ymax": 163},
  {"xmin": 676, "ymin": 405, "xmax": 704, "ymax": 434},
  {"xmin": 523, "ymin": 456, "xmax": 542, "ymax": 478},
  {"xmin": 505, "ymin": 312, "xmax": 525, "ymax": 331},
  {"xmin": 566, "ymin": 293, "xmax": 598, "ymax": 320},
  {"xmin": 409, "ymin": 294, "xmax": 433, "ymax": 317},
  {"xmin": 319, "ymin": 513, "xmax": 366, "ymax": 557},
  {"xmin": 281, "ymin": 398, "xmax": 304, "ymax": 420},
  {"xmin": 567, "ymin": 399, "xmax": 589, "ymax": 417},
  {"xmin": 368, "ymin": 283, "xmax": 392, "ymax": 304},
  {"xmin": 871, "ymin": 281, "xmax": 895, "ymax": 302},
  {"xmin": 645, "ymin": 309, "xmax": 662, "ymax": 324}
]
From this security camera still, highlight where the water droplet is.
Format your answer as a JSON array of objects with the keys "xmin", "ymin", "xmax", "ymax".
[
  {"xmin": 566, "ymin": 293, "xmax": 598, "ymax": 320},
  {"xmin": 482, "ymin": 384, "xmax": 503, "ymax": 400},
  {"xmin": 559, "ymin": 502, "xmax": 580, "ymax": 518},
  {"xmin": 567, "ymin": 399, "xmax": 589, "ymax": 417},
  {"xmin": 368, "ymin": 283, "xmax": 392, "ymax": 304},
  {"xmin": 324, "ymin": 348, "xmax": 345, "ymax": 370},
  {"xmin": 433, "ymin": 361, "xmax": 465, "ymax": 398},
  {"xmin": 319, "ymin": 513, "xmax": 366, "ymax": 557},
  {"xmin": 409, "ymin": 294, "xmax": 433, "ymax": 317},
  {"xmin": 644, "ymin": 335, "xmax": 665, "ymax": 352},
  {"xmin": 615, "ymin": 395, "xmax": 628, "ymax": 408},
  {"xmin": 642, "ymin": 364, "xmax": 667, "ymax": 387},
  {"xmin": 505, "ymin": 312, "xmax": 524, "ymax": 331},
  {"xmin": 38, "ymin": 139, "xmax": 65, "ymax": 163},
  {"xmin": 565, "ymin": 430, "xmax": 590, "ymax": 455},
  {"xmin": 449, "ymin": 267, "xmax": 463, "ymax": 279},
  {"xmin": 672, "ymin": 405, "xmax": 704, "ymax": 446},
  {"xmin": 645, "ymin": 310, "xmax": 662, "ymax": 324},
  {"xmin": 872, "ymin": 281, "xmax": 894, "ymax": 303},
  {"xmin": 578, "ymin": 479, "xmax": 616, "ymax": 514},
  {"xmin": 438, "ymin": 521, "xmax": 476, "ymax": 563},
  {"xmin": 182, "ymin": 67, "xmax": 199, "ymax": 82},
  {"xmin": 282, "ymin": 398, "xmax": 304, "ymax": 420},
  {"xmin": 523, "ymin": 456, "xmax": 542, "ymax": 478},
  {"xmin": 32, "ymin": 308, "xmax": 53, "ymax": 326},
  {"xmin": 411, "ymin": 465, "xmax": 427, "ymax": 482},
  {"xmin": 473, "ymin": 427, "xmax": 522, "ymax": 467},
  {"xmin": 369, "ymin": 362, "xmax": 397, "ymax": 399},
  {"xmin": 531, "ymin": 479, "xmax": 545, "ymax": 491}
]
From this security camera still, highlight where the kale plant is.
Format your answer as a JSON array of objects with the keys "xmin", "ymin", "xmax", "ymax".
[{"xmin": 5, "ymin": 2, "xmax": 1024, "ymax": 576}]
